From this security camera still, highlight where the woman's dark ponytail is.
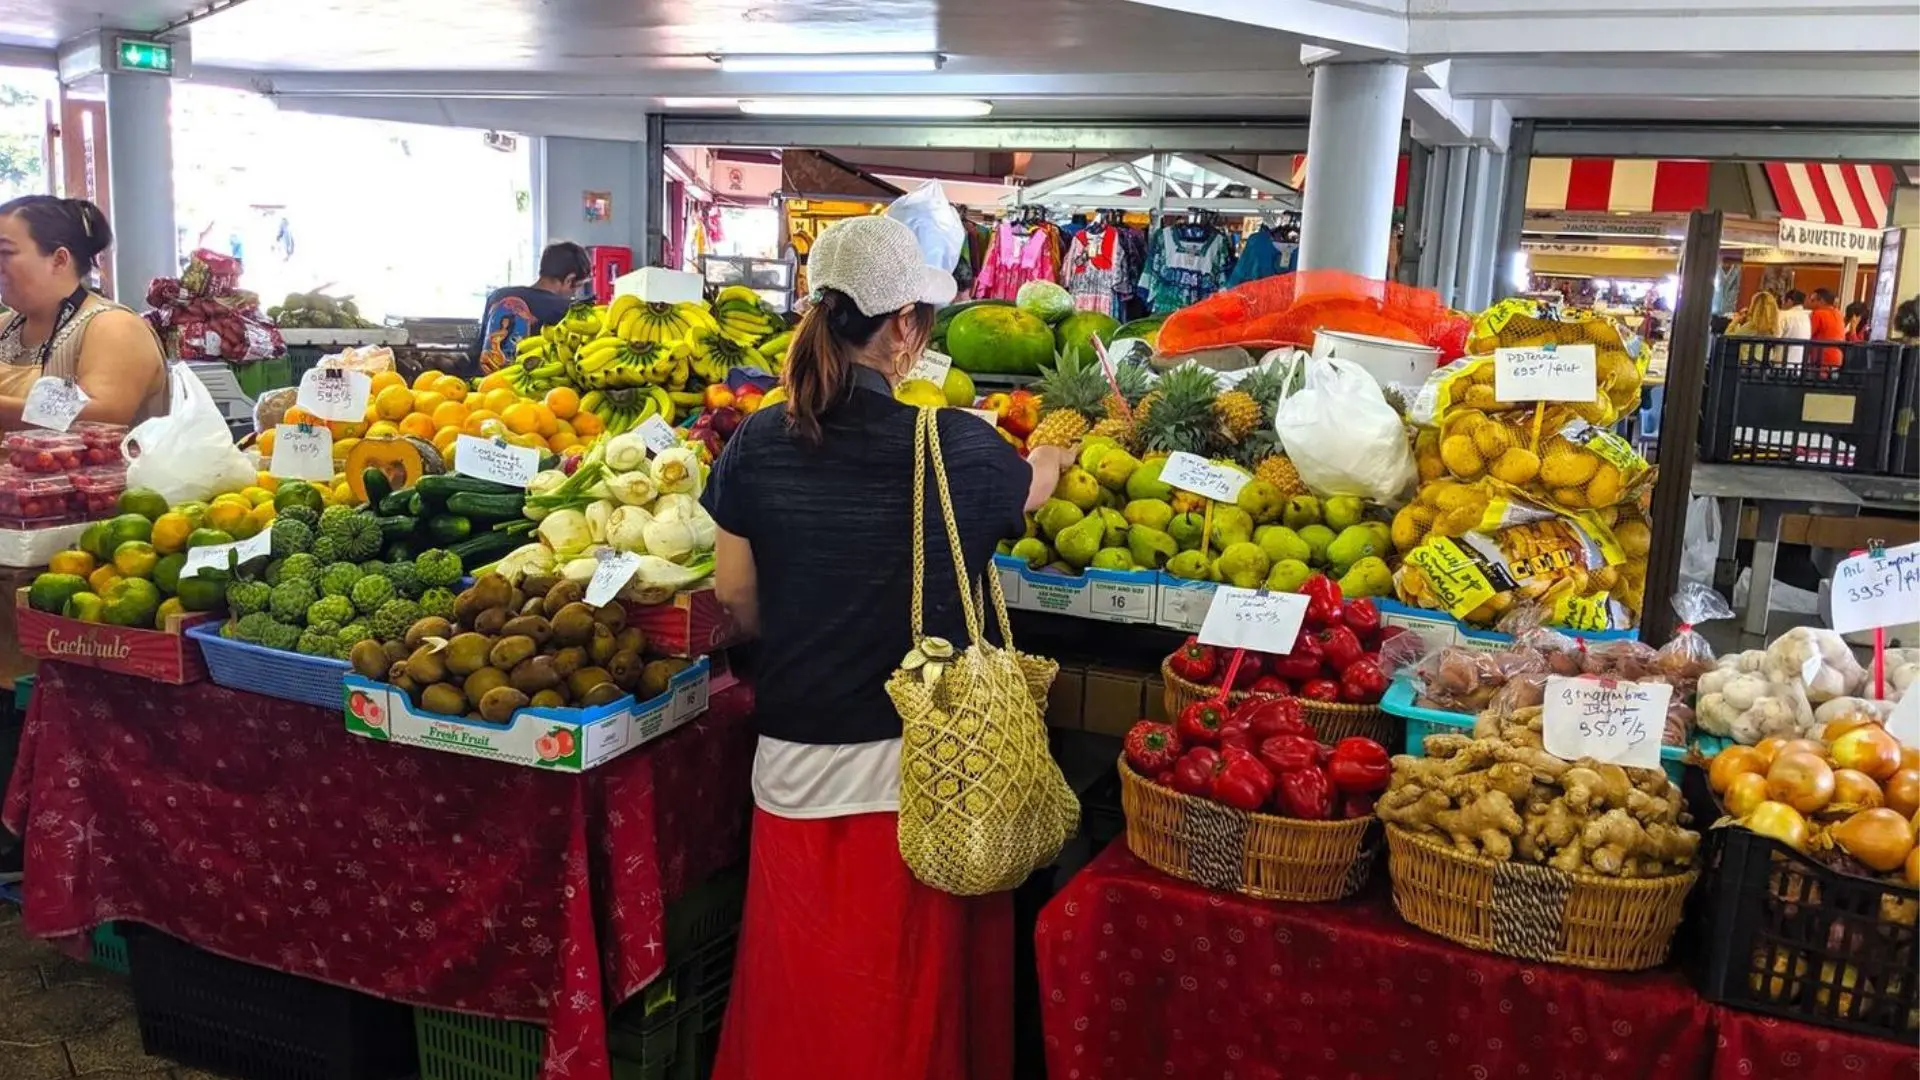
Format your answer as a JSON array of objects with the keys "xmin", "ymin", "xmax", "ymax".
[
  {"xmin": 782, "ymin": 288, "xmax": 933, "ymax": 446},
  {"xmin": 0, "ymin": 195, "xmax": 113, "ymax": 275}
]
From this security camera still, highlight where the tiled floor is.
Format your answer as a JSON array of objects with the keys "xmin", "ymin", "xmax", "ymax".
[{"xmin": 0, "ymin": 904, "xmax": 217, "ymax": 1080}]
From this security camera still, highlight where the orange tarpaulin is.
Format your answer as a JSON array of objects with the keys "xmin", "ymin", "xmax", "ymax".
[{"xmin": 1157, "ymin": 270, "xmax": 1469, "ymax": 361}]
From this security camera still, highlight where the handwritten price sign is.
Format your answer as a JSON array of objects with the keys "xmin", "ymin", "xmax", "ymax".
[
  {"xmin": 584, "ymin": 550, "xmax": 643, "ymax": 607},
  {"xmin": 270, "ymin": 424, "xmax": 334, "ymax": 481},
  {"xmin": 21, "ymin": 377, "xmax": 89, "ymax": 431},
  {"xmin": 1161, "ymin": 451, "xmax": 1249, "ymax": 504},
  {"xmin": 637, "ymin": 415, "xmax": 680, "ymax": 455},
  {"xmin": 1543, "ymin": 675, "xmax": 1669, "ymax": 769},
  {"xmin": 181, "ymin": 531, "xmax": 273, "ymax": 580},
  {"xmin": 1830, "ymin": 541, "xmax": 1920, "ymax": 635},
  {"xmin": 294, "ymin": 368, "xmax": 372, "ymax": 422},
  {"xmin": 905, "ymin": 349, "xmax": 953, "ymax": 386},
  {"xmin": 454, "ymin": 434, "xmax": 539, "ymax": 488},
  {"xmin": 1494, "ymin": 344, "xmax": 1597, "ymax": 403},
  {"xmin": 1197, "ymin": 585, "xmax": 1309, "ymax": 654}
]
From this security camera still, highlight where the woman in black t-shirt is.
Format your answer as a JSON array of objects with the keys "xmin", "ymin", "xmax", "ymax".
[{"xmin": 701, "ymin": 216, "xmax": 1069, "ymax": 1080}]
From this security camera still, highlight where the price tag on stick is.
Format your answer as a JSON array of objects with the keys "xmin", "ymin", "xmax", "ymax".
[
  {"xmin": 21, "ymin": 377, "xmax": 89, "ymax": 431},
  {"xmin": 904, "ymin": 349, "xmax": 953, "ymax": 386},
  {"xmin": 1494, "ymin": 344, "xmax": 1597, "ymax": 403},
  {"xmin": 1196, "ymin": 585, "xmax": 1310, "ymax": 654},
  {"xmin": 454, "ymin": 434, "xmax": 539, "ymax": 488},
  {"xmin": 1542, "ymin": 675, "xmax": 1669, "ymax": 769},
  {"xmin": 1830, "ymin": 540, "xmax": 1920, "ymax": 635},
  {"xmin": 637, "ymin": 415, "xmax": 680, "ymax": 455},
  {"xmin": 270, "ymin": 424, "xmax": 334, "ymax": 481},
  {"xmin": 1161, "ymin": 451, "xmax": 1249, "ymax": 504},
  {"xmin": 585, "ymin": 550, "xmax": 643, "ymax": 608},
  {"xmin": 294, "ymin": 367, "xmax": 372, "ymax": 422}
]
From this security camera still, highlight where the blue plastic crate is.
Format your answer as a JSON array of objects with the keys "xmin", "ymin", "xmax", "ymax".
[
  {"xmin": 1381, "ymin": 676, "xmax": 1726, "ymax": 788},
  {"xmin": 186, "ymin": 622, "xmax": 351, "ymax": 710},
  {"xmin": 91, "ymin": 922, "xmax": 130, "ymax": 974}
]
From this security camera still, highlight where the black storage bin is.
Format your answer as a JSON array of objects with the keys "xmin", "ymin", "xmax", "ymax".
[
  {"xmin": 1699, "ymin": 334, "xmax": 1904, "ymax": 473},
  {"xmin": 1887, "ymin": 344, "xmax": 1919, "ymax": 479},
  {"xmin": 128, "ymin": 927, "xmax": 418, "ymax": 1080},
  {"xmin": 1682, "ymin": 769, "xmax": 1918, "ymax": 1041}
]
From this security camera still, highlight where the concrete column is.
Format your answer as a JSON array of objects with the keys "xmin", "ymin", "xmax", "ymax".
[
  {"xmin": 1433, "ymin": 147, "xmax": 1470, "ymax": 306},
  {"xmin": 103, "ymin": 72, "xmax": 175, "ymax": 300},
  {"xmin": 1298, "ymin": 60, "xmax": 1409, "ymax": 279}
]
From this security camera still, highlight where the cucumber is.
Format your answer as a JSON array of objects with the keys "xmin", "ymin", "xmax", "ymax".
[
  {"xmin": 362, "ymin": 466, "xmax": 393, "ymax": 509},
  {"xmin": 445, "ymin": 491, "xmax": 526, "ymax": 522},
  {"xmin": 414, "ymin": 474, "xmax": 519, "ymax": 506},
  {"xmin": 448, "ymin": 529, "xmax": 522, "ymax": 568},
  {"xmin": 373, "ymin": 514, "xmax": 416, "ymax": 540},
  {"xmin": 378, "ymin": 487, "xmax": 416, "ymax": 516},
  {"xmin": 425, "ymin": 514, "xmax": 472, "ymax": 544}
]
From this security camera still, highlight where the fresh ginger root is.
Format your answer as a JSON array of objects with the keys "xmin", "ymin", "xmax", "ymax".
[{"xmin": 1435, "ymin": 789, "xmax": 1526, "ymax": 860}]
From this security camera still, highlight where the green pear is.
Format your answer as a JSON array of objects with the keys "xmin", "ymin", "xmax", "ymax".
[
  {"xmin": 1096, "ymin": 507, "xmax": 1130, "ymax": 548},
  {"xmin": 1254, "ymin": 524, "xmax": 1311, "ymax": 566},
  {"xmin": 1266, "ymin": 558, "xmax": 1312, "ymax": 592},
  {"xmin": 1123, "ymin": 498, "xmax": 1174, "ymax": 531},
  {"xmin": 1325, "ymin": 525, "xmax": 1381, "ymax": 576},
  {"xmin": 1093, "ymin": 447, "xmax": 1141, "ymax": 492},
  {"xmin": 1236, "ymin": 478, "xmax": 1285, "ymax": 525},
  {"xmin": 1126, "ymin": 457, "xmax": 1173, "ymax": 502},
  {"xmin": 1058, "ymin": 467, "xmax": 1102, "ymax": 512},
  {"xmin": 1165, "ymin": 549, "xmax": 1215, "ymax": 581},
  {"xmin": 1361, "ymin": 520, "xmax": 1392, "ymax": 555},
  {"xmin": 1041, "ymin": 561, "xmax": 1075, "ymax": 576},
  {"xmin": 1213, "ymin": 541, "xmax": 1271, "ymax": 589},
  {"xmin": 996, "ymin": 539, "xmax": 1015, "ymax": 556},
  {"xmin": 1091, "ymin": 547, "xmax": 1134, "ymax": 572},
  {"xmin": 1078, "ymin": 439, "xmax": 1117, "ymax": 473},
  {"xmin": 1035, "ymin": 498, "xmax": 1084, "ymax": 541},
  {"xmin": 1281, "ymin": 495, "xmax": 1323, "ymax": 530},
  {"xmin": 1023, "ymin": 514, "xmax": 1041, "ymax": 540},
  {"xmin": 1126, "ymin": 525, "xmax": 1177, "ymax": 570},
  {"xmin": 1338, "ymin": 555, "xmax": 1394, "ymax": 599},
  {"xmin": 1323, "ymin": 494, "xmax": 1367, "ymax": 532},
  {"xmin": 1095, "ymin": 486, "xmax": 1121, "ymax": 510},
  {"xmin": 1212, "ymin": 505, "xmax": 1254, "ymax": 549},
  {"xmin": 1298, "ymin": 524, "xmax": 1336, "ymax": 566},
  {"xmin": 1053, "ymin": 514, "xmax": 1105, "ymax": 569},
  {"xmin": 1167, "ymin": 511, "xmax": 1208, "ymax": 551},
  {"xmin": 1011, "ymin": 537, "xmax": 1052, "ymax": 569}
]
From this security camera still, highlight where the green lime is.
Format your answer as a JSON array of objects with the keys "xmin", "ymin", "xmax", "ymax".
[
  {"xmin": 111, "ymin": 540, "xmax": 159, "ymax": 580},
  {"xmin": 174, "ymin": 573, "xmax": 226, "ymax": 613},
  {"xmin": 187, "ymin": 528, "xmax": 235, "ymax": 549},
  {"xmin": 116, "ymin": 487, "xmax": 170, "ymax": 522},
  {"xmin": 152, "ymin": 552, "xmax": 187, "ymax": 594},
  {"xmin": 79, "ymin": 522, "xmax": 111, "ymax": 563},
  {"xmin": 63, "ymin": 591, "xmax": 105, "ymax": 622},
  {"xmin": 101, "ymin": 577, "xmax": 161, "ymax": 628},
  {"xmin": 105, "ymin": 512, "xmax": 154, "ymax": 550}
]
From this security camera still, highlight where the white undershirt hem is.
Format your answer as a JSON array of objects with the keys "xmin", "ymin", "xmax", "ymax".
[{"xmin": 751, "ymin": 735, "xmax": 902, "ymax": 820}]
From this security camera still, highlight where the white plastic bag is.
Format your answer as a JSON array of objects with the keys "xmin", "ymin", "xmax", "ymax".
[
  {"xmin": 885, "ymin": 181, "xmax": 967, "ymax": 273},
  {"xmin": 122, "ymin": 364, "xmax": 257, "ymax": 504},
  {"xmin": 1273, "ymin": 354, "xmax": 1416, "ymax": 503},
  {"xmin": 1680, "ymin": 495, "xmax": 1719, "ymax": 589}
]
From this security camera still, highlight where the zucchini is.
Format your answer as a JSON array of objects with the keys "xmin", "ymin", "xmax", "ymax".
[
  {"xmin": 362, "ymin": 466, "xmax": 393, "ymax": 510},
  {"xmin": 373, "ymin": 514, "xmax": 416, "ymax": 540},
  {"xmin": 425, "ymin": 514, "xmax": 472, "ymax": 544},
  {"xmin": 384, "ymin": 539, "xmax": 415, "ymax": 563},
  {"xmin": 414, "ymin": 474, "xmax": 519, "ymax": 501},
  {"xmin": 448, "ymin": 529, "xmax": 522, "ymax": 568},
  {"xmin": 445, "ymin": 491, "xmax": 525, "ymax": 521}
]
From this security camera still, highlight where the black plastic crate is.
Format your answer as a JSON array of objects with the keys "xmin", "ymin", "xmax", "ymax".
[
  {"xmin": 128, "ymin": 927, "xmax": 419, "ymax": 1080},
  {"xmin": 1887, "ymin": 344, "xmax": 1918, "ymax": 479},
  {"xmin": 1684, "ymin": 792, "xmax": 1918, "ymax": 1041},
  {"xmin": 1700, "ymin": 335, "xmax": 1905, "ymax": 473}
]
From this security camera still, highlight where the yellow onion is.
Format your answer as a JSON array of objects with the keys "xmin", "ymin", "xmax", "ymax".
[
  {"xmin": 1752, "ymin": 736, "xmax": 1788, "ymax": 767},
  {"xmin": 1724, "ymin": 772, "xmax": 1771, "ymax": 818},
  {"xmin": 1829, "ymin": 725, "xmax": 1902, "ymax": 782},
  {"xmin": 1767, "ymin": 751, "xmax": 1837, "ymax": 815},
  {"xmin": 1777, "ymin": 738, "xmax": 1827, "ymax": 761},
  {"xmin": 1884, "ymin": 768, "xmax": 1920, "ymax": 819},
  {"xmin": 1908, "ymin": 845, "xmax": 1919, "ymax": 887},
  {"xmin": 1830, "ymin": 769, "xmax": 1884, "ymax": 812},
  {"xmin": 1710, "ymin": 746, "xmax": 1768, "ymax": 794},
  {"xmin": 1744, "ymin": 801, "xmax": 1812, "ymax": 852},
  {"xmin": 1901, "ymin": 744, "xmax": 1919, "ymax": 772},
  {"xmin": 1829, "ymin": 807, "xmax": 1917, "ymax": 873},
  {"xmin": 1819, "ymin": 712, "xmax": 1880, "ymax": 743}
]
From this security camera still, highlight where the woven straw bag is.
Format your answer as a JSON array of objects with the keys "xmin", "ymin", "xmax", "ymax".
[{"xmin": 887, "ymin": 407, "xmax": 1079, "ymax": 896}]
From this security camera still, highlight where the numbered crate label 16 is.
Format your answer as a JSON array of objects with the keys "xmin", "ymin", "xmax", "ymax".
[
  {"xmin": 1160, "ymin": 452, "xmax": 1248, "ymax": 504},
  {"xmin": 1088, "ymin": 579, "xmax": 1151, "ymax": 622},
  {"xmin": 1542, "ymin": 675, "xmax": 1669, "ymax": 769},
  {"xmin": 295, "ymin": 368, "xmax": 372, "ymax": 422},
  {"xmin": 1830, "ymin": 540, "xmax": 1920, "ymax": 635},
  {"xmin": 1494, "ymin": 344, "xmax": 1597, "ymax": 403},
  {"xmin": 1196, "ymin": 586, "xmax": 1308, "ymax": 653},
  {"xmin": 454, "ymin": 434, "xmax": 539, "ymax": 487}
]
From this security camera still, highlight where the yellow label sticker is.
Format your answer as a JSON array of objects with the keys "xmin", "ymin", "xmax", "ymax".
[
  {"xmin": 1552, "ymin": 591, "xmax": 1617, "ymax": 633},
  {"xmin": 1406, "ymin": 537, "xmax": 1497, "ymax": 618}
]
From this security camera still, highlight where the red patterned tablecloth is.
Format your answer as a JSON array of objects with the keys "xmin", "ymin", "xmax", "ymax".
[
  {"xmin": 1709, "ymin": 1007, "xmax": 1919, "ymax": 1080},
  {"xmin": 4, "ymin": 662, "xmax": 754, "ymax": 1080}
]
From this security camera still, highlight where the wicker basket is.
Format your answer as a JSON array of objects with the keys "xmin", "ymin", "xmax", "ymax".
[
  {"xmin": 1118, "ymin": 756, "xmax": 1377, "ymax": 902},
  {"xmin": 1159, "ymin": 658, "xmax": 1400, "ymax": 749},
  {"xmin": 1384, "ymin": 824, "xmax": 1697, "ymax": 972}
]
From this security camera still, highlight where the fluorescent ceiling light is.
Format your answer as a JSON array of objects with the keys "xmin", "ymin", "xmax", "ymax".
[
  {"xmin": 715, "ymin": 52, "xmax": 943, "ymax": 74},
  {"xmin": 738, "ymin": 97, "xmax": 991, "ymax": 118}
]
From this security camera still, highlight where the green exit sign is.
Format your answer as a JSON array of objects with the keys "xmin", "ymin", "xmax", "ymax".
[{"xmin": 114, "ymin": 37, "xmax": 174, "ymax": 75}]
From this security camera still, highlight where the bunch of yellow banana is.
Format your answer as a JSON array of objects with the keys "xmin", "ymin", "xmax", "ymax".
[
  {"xmin": 580, "ymin": 386, "xmax": 678, "ymax": 434},
  {"xmin": 713, "ymin": 286, "xmax": 784, "ymax": 347},
  {"xmin": 607, "ymin": 294, "xmax": 718, "ymax": 348},
  {"xmin": 674, "ymin": 325, "xmax": 765, "ymax": 383},
  {"xmin": 558, "ymin": 301, "xmax": 606, "ymax": 338}
]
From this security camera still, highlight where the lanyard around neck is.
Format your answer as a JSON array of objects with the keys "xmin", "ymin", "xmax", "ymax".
[{"xmin": 1, "ymin": 286, "xmax": 90, "ymax": 367}]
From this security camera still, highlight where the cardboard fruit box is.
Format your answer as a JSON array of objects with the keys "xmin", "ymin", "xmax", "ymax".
[
  {"xmin": 14, "ymin": 587, "xmax": 211, "ymax": 684},
  {"xmin": 624, "ymin": 588, "xmax": 743, "ymax": 658},
  {"xmin": 993, "ymin": 555, "xmax": 1157, "ymax": 625}
]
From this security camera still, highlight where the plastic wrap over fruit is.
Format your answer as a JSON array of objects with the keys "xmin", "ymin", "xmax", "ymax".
[{"xmin": 1391, "ymin": 505, "xmax": 1635, "ymax": 630}]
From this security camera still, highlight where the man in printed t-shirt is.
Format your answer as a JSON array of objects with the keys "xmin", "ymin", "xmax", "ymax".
[{"xmin": 469, "ymin": 242, "xmax": 591, "ymax": 374}]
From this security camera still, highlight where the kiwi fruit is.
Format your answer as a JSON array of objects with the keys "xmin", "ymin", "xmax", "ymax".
[
  {"xmin": 510, "ymin": 655, "xmax": 562, "ymax": 694},
  {"xmin": 383, "ymin": 640, "xmax": 411, "ymax": 665},
  {"xmin": 607, "ymin": 649, "xmax": 642, "ymax": 690},
  {"xmin": 405, "ymin": 616, "xmax": 454, "ymax": 649},
  {"xmin": 390, "ymin": 672, "xmax": 419, "ymax": 698},
  {"xmin": 567, "ymin": 666, "xmax": 613, "ymax": 701},
  {"xmin": 506, "ymin": 587, "xmax": 525, "ymax": 614},
  {"xmin": 587, "ymin": 622, "xmax": 616, "ymax": 665},
  {"xmin": 477, "ymin": 686, "xmax": 530, "ymax": 723},
  {"xmin": 463, "ymin": 666, "xmax": 510, "ymax": 703},
  {"xmin": 522, "ymin": 574, "xmax": 559, "ymax": 600},
  {"xmin": 473, "ymin": 607, "xmax": 510, "ymax": 636},
  {"xmin": 638, "ymin": 659, "xmax": 677, "ymax": 699},
  {"xmin": 544, "ymin": 579, "xmax": 585, "ymax": 612},
  {"xmin": 520, "ymin": 596, "xmax": 546, "ymax": 618},
  {"xmin": 501, "ymin": 615, "xmax": 553, "ymax": 647},
  {"xmin": 529, "ymin": 689, "xmax": 567, "ymax": 709},
  {"xmin": 350, "ymin": 639, "xmax": 390, "ymax": 679},
  {"xmin": 444, "ymin": 632, "xmax": 493, "ymax": 676},
  {"xmin": 420, "ymin": 683, "xmax": 468, "ymax": 716},
  {"xmin": 454, "ymin": 575, "xmax": 511, "ymax": 624},
  {"xmin": 592, "ymin": 603, "xmax": 626, "ymax": 632},
  {"xmin": 405, "ymin": 644, "xmax": 448, "ymax": 684},
  {"xmin": 578, "ymin": 682, "xmax": 624, "ymax": 708},
  {"xmin": 550, "ymin": 646, "xmax": 587, "ymax": 680},
  {"xmin": 488, "ymin": 634, "xmax": 537, "ymax": 670},
  {"xmin": 550, "ymin": 602, "xmax": 597, "ymax": 647},
  {"xmin": 613, "ymin": 627, "xmax": 646, "ymax": 655}
]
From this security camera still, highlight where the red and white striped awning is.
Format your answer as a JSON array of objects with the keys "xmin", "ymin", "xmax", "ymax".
[
  {"xmin": 1764, "ymin": 162, "xmax": 1896, "ymax": 230},
  {"xmin": 1525, "ymin": 158, "xmax": 1710, "ymax": 214}
]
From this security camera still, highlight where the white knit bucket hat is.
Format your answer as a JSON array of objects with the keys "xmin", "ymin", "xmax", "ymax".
[{"xmin": 806, "ymin": 216, "xmax": 957, "ymax": 316}]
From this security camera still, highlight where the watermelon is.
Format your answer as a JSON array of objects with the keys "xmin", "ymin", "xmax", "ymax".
[
  {"xmin": 1053, "ymin": 310, "xmax": 1119, "ymax": 365},
  {"xmin": 931, "ymin": 298, "xmax": 1013, "ymax": 350},
  {"xmin": 1016, "ymin": 281, "xmax": 1075, "ymax": 325},
  {"xmin": 947, "ymin": 305, "xmax": 1056, "ymax": 375},
  {"xmin": 1112, "ymin": 317, "xmax": 1166, "ymax": 347}
]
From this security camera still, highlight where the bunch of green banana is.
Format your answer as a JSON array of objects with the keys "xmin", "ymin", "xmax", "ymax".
[
  {"xmin": 714, "ymin": 285, "xmax": 784, "ymax": 347},
  {"xmin": 675, "ymin": 325, "xmax": 764, "ymax": 383},
  {"xmin": 756, "ymin": 330, "xmax": 792, "ymax": 372},
  {"xmin": 579, "ymin": 386, "xmax": 677, "ymax": 434}
]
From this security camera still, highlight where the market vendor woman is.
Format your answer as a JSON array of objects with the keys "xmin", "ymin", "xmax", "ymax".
[
  {"xmin": 0, "ymin": 196, "xmax": 167, "ymax": 427},
  {"xmin": 700, "ymin": 215, "xmax": 1072, "ymax": 1080}
]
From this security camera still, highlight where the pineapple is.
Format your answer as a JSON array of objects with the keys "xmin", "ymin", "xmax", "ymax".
[
  {"xmin": 1213, "ymin": 387, "xmax": 1262, "ymax": 442},
  {"xmin": 1089, "ymin": 362, "xmax": 1153, "ymax": 450},
  {"xmin": 1254, "ymin": 452, "xmax": 1309, "ymax": 498},
  {"xmin": 1135, "ymin": 364, "xmax": 1224, "ymax": 459},
  {"xmin": 1027, "ymin": 350, "xmax": 1110, "ymax": 449}
]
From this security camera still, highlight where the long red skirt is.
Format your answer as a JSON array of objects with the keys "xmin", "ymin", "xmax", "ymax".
[{"xmin": 711, "ymin": 808, "xmax": 1013, "ymax": 1080}]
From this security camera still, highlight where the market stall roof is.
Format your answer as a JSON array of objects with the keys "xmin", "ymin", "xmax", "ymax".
[
  {"xmin": 1525, "ymin": 158, "xmax": 1901, "ymax": 230},
  {"xmin": 1003, "ymin": 153, "xmax": 1299, "ymax": 213},
  {"xmin": 1763, "ymin": 162, "xmax": 1898, "ymax": 230}
]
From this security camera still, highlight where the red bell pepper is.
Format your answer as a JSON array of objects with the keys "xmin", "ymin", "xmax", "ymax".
[
  {"xmin": 1299, "ymin": 678, "xmax": 1342, "ymax": 703},
  {"xmin": 1318, "ymin": 625, "xmax": 1365, "ymax": 674},
  {"xmin": 1229, "ymin": 651, "xmax": 1266, "ymax": 689},
  {"xmin": 1270, "ymin": 633, "xmax": 1323, "ymax": 683},
  {"xmin": 1342, "ymin": 597, "xmax": 1382, "ymax": 641},
  {"xmin": 1233, "ymin": 695, "xmax": 1314, "ymax": 741},
  {"xmin": 1215, "ymin": 716, "xmax": 1255, "ymax": 753},
  {"xmin": 1168, "ymin": 636, "xmax": 1218, "ymax": 684},
  {"xmin": 1326, "ymin": 736, "xmax": 1393, "ymax": 794},
  {"xmin": 1338, "ymin": 658, "xmax": 1389, "ymax": 704},
  {"xmin": 1341, "ymin": 791, "xmax": 1380, "ymax": 819},
  {"xmin": 1249, "ymin": 674, "xmax": 1291, "ymax": 696},
  {"xmin": 1170, "ymin": 746, "xmax": 1220, "ymax": 797},
  {"xmin": 1257, "ymin": 734, "xmax": 1320, "ymax": 777},
  {"xmin": 1301, "ymin": 573, "xmax": 1344, "ymax": 628},
  {"xmin": 1123, "ymin": 721, "xmax": 1183, "ymax": 775},
  {"xmin": 1274, "ymin": 763, "xmax": 1336, "ymax": 820},
  {"xmin": 1209, "ymin": 747, "xmax": 1274, "ymax": 811},
  {"xmin": 1176, "ymin": 700, "xmax": 1230, "ymax": 745}
]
